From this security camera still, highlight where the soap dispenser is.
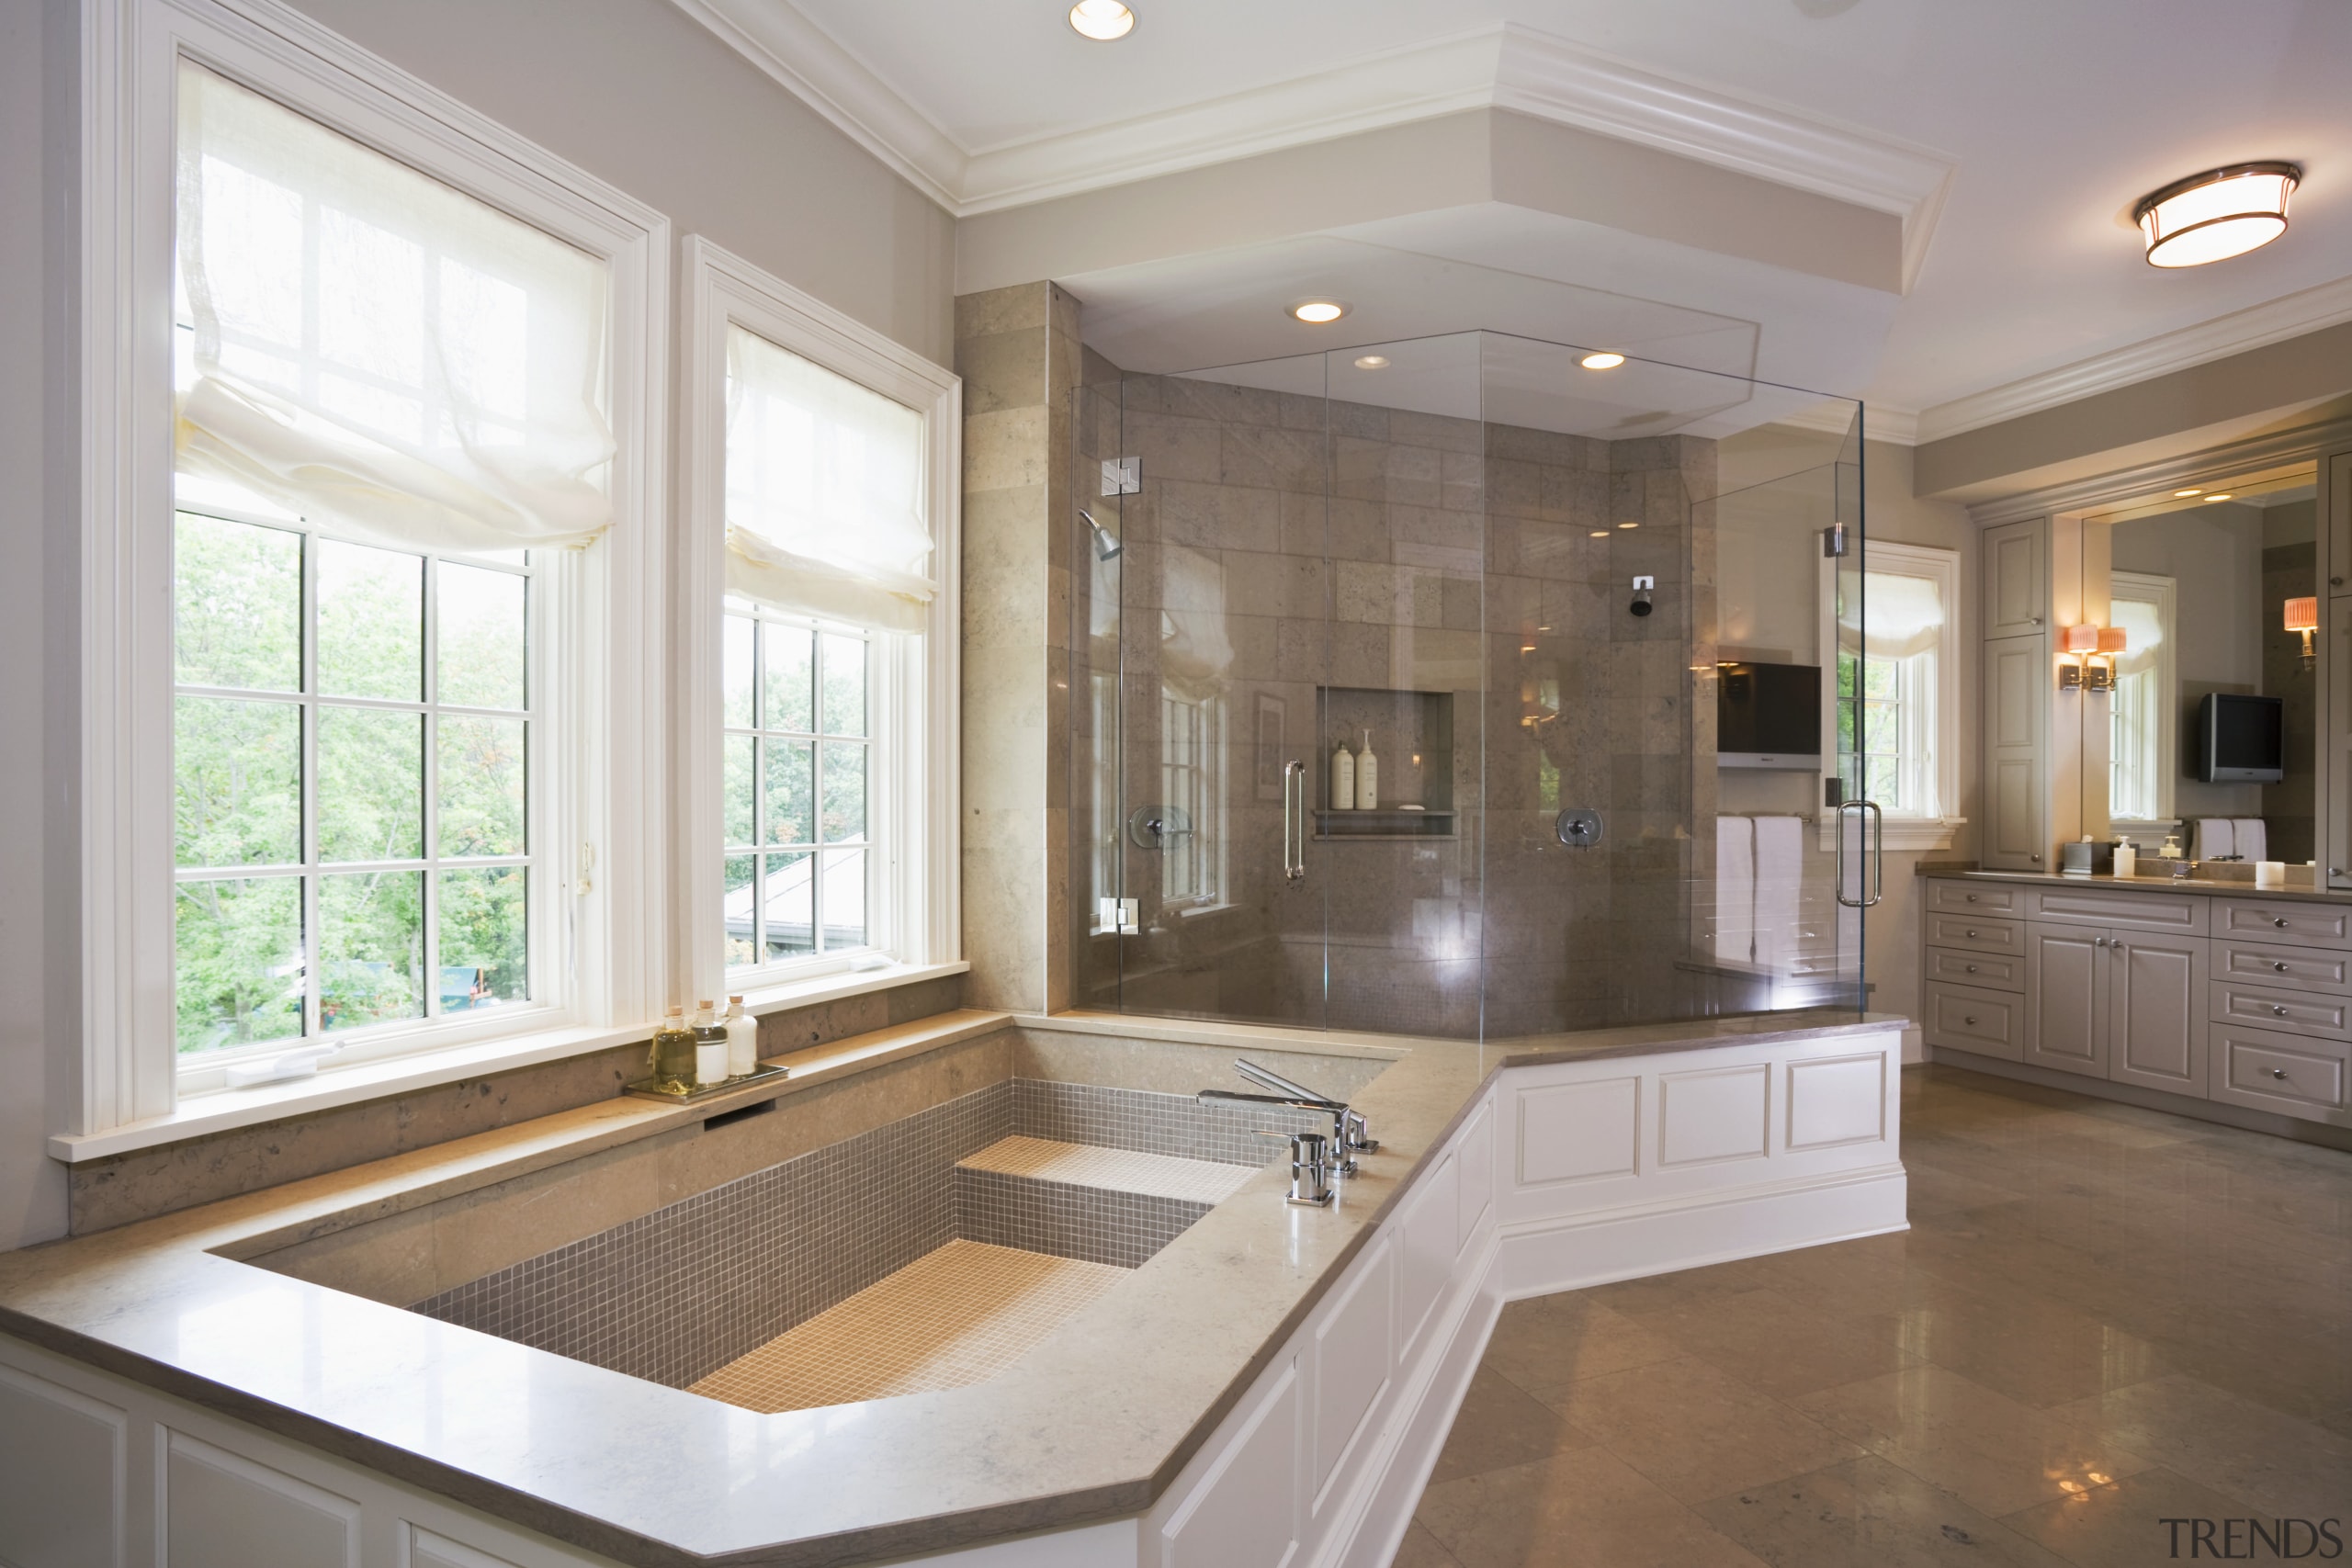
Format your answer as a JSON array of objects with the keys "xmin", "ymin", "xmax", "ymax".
[
  {"xmin": 2113, "ymin": 836, "xmax": 2136, "ymax": 879},
  {"xmin": 1329, "ymin": 736, "xmax": 1355, "ymax": 811},
  {"xmin": 2158, "ymin": 830, "xmax": 2184, "ymax": 862},
  {"xmin": 725, "ymin": 995, "xmax": 758, "ymax": 1078},
  {"xmin": 1356, "ymin": 728, "xmax": 1379, "ymax": 810}
]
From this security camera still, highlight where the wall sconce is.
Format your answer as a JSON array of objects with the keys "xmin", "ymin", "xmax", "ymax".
[
  {"xmin": 2059, "ymin": 624, "xmax": 2100, "ymax": 689},
  {"xmin": 2285, "ymin": 596, "xmax": 2319, "ymax": 669},
  {"xmin": 2089, "ymin": 626, "xmax": 2127, "ymax": 692}
]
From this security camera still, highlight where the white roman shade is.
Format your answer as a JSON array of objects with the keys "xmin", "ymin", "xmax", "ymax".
[
  {"xmin": 173, "ymin": 62, "xmax": 615, "ymax": 553},
  {"xmin": 726, "ymin": 324, "xmax": 934, "ymax": 630},
  {"xmin": 1843, "ymin": 570, "xmax": 1945, "ymax": 660}
]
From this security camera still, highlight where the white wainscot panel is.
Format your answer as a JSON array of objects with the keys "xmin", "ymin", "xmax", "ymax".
[
  {"xmin": 0, "ymin": 1360, "xmax": 126, "ymax": 1568},
  {"xmin": 1455, "ymin": 1100, "xmax": 1494, "ymax": 1246},
  {"xmin": 1515, "ymin": 1077, "xmax": 1640, "ymax": 1187},
  {"xmin": 1658, "ymin": 1064, "xmax": 1770, "ymax": 1168},
  {"xmin": 1786, "ymin": 1052, "xmax": 1889, "ymax": 1151},
  {"xmin": 1396, "ymin": 1155, "xmax": 1457, "ymax": 1359},
  {"xmin": 164, "ymin": 1429, "xmax": 361, "ymax": 1568},
  {"xmin": 408, "ymin": 1525, "xmax": 525, "ymax": 1568},
  {"xmin": 1311, "ymin": 1237, "xmax": 1394, "ymax": 1513},
  {"xmin": 1160, "ymin": 1359, "xmax": 1298, "ymax": 1568}
]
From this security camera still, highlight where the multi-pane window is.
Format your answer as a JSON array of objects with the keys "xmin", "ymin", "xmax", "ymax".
[
  {"xmin": 722, "ymin": 611, "xmax": 872, "ymax": 970},
  {"xmin": 1832, "ymin": 555, "xmax": 1952, "ymax": 819},
  {"xmin": 1159, "ymin": 688, "xmax": 1223, "ymax": 908},
  {"xmin": 173, "ymin": 507, "xmax": 531, "ymax": 1055},
  {"xmin": 1837, "ymin": 650, "xmax": 1905, "ymax": 808}
]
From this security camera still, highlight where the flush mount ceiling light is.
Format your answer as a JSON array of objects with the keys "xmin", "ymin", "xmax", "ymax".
[
  {"xmin": 2134, "ymin": 163, "xmax": 2301, "ymax": 267},
  {"xmin": 1290, "ymin": 299, "xmax": 1348, "ymax": 324},
  {"xmin": 1617, "ymin": 521, "xmax": 1640, "ymax": 529},
  {"xmin": 1068, "ymin": 1, "xmax": 1136, "ymax": 40},
  {"xmin": 2206, "ymin": 492, "xmax": 2235, "ymax": 502},
  {"xmin": 1353, "ymin": 355, "xmax": 1390, "ymax": 369},
  {"xmin": 1579, "ymin": 351, "xmax": 1626, "ymax": 370},
  {"xmin": 2174, "ymin": 488, "xmax": 2204, "ymax": 497}
]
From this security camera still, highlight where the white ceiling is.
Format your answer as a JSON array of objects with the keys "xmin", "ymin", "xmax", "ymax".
[{"xmin": 697, "ymin": 0, "xmax": 2352, "ymax": 434}]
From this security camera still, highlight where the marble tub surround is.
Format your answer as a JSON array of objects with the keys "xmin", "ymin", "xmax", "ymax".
[
  {"xmin": 0, "ymin": 1007, "xmax": 1894, "ymax": 1568},
  {"xmin": 61, "ymin": 968, "xmax": 967, "ymax": 1236}
]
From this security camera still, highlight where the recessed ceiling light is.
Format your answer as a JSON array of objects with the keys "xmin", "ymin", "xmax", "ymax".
[
  {"xmin": 1618, "ymin": 521, "xmax": 1639, "ymax": 529},
  {"xmin": 2134, "ymin": 162, "xmax": 2300, "ymax": 267},
  {"xmin": 1291, "ymin": 300, "xmax": 1348, "ymax": 324},
  {"xmin": 1579, "ymin": 352, "xmax": 1626, "ymax": 370},
  {"xmin": 1589, "ymin": 530, "xmax": 1611, "ymax": 538},
  {"xmin": 1068, "ymin": 1, "xmax": 1136, "ymax": 40},
  {"xmin": 2174, "ymin": 488, "xmax": 2204, "ymax": 497},
  {"xmin": 2205, "ymin": 493, "xmax": 2234, "ymax": 502},
  {"xmin": 1353, "ymin": 354, "xmax": 1390, "ymax": 369}
]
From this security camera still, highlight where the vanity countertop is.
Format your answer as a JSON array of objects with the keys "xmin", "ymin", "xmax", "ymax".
[
  {"xmin": 1920, "ymin": 866, "xmax": 2352, "ymax": 905},
  {"xmin": 0, "ymin": 1006, "xmax": 1903, "ymax": 1568}
]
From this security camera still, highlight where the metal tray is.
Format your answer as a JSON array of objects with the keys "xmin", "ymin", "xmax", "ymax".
[{"xmin": 622, "ymin": 1060, "xmax": 787, "ymax": 1104}]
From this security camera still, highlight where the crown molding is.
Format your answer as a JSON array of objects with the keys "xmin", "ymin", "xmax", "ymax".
[
  {"xmin": 1775, "ymin": 400, "xmax": 1921, "ymax": 446},
  {"xmin": 1917, "ymin": 274, "xmax": 2352, "ymax": 446},
  {"xmin": 1965, "ymin": 412, "xmax": 2352, "ymax": 527},
  {"xmin": 668, "ymin": 0, "xmax": 1956, "ymax": 285}
]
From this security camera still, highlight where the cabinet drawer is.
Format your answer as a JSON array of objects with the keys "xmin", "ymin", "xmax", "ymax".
[
  {"xmin": 2030, "ymin": 886, "xmax": 2207, "ymax": 935},
  {"xmin": 2210, "ymin": 1025, "xmax": 2351, "ymax": 1122},
  {"xmin": 1925, "ymin": 945, "xmax": 2024, "ymax": 993},
  {"xmin": 1928, "ymin": 881, "xmax": 2019, "ymax": 916},
  {"xmin": 2211, "ymin": 983, "xmax": 2352, "ymax": 1043},
  {"xmin": 2215, "ymin": 899, "xmax": 2352, "ymax": 950},
  {"xmin": 1923, "ymin": 982, "xmax": 2022, "ymax": 1061},
  {"xmin": 1924, "ymin": 914, "xmax": 2023, "ymax": 957},
  {"xmin": 2211, "ymin": 940, "xmax": 2352, "ymax": 995}
]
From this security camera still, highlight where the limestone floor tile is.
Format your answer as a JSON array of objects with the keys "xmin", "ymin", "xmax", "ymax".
[
  {"xmin": 1389, "ymin": 1520, "xmax": 1463, "ymax": 1568},
  {"xmin": 2045, "ymin": 1374, "xmax": 2352, "ymax": 1521},
  {"xmin": 1630, "ymin": 1287, "xmax": 1921, "ymax": 1400},
  {"xmin": 1428, "ymin": 1367, "xmax": 1595, "ymax": 1485},
  {"xmin": 1790, "ymin": 1367, "xmax": 2158, "ymax": 1518},
  {"xmin": 1998, "ymin": 1467, "xmax": 2270, "ymax": 1568},
  {"xmin": 1904, "ymin": 1162, "xmax": 2036, "ymax": 1217},
  {"xmin": 2143, "ymin": 1325, "xmax": 2352, "ymax": 1423},
  {"xmin": 1477, "ymin": 1293, "xmax": 1682, "ymax": 1400},
  {"xmin": 1867, "ymin": 1276, "xmax": 2173, "ymax": 1409},
  {"xmin": 1577, "ymin": 1260, "xmax": 1777, "ymax": 1318},
  {"xmin": 1692, "ymin": 1455, "xmax": 2072, "ymax": 1568},
  {"xmin": 1534, "ymin": 1356, "xmax": 1866, "ymax": 1505},
  {"xmin": 1415, "ymin": 1448, "xmax": 1770, "ymax": 1568}
]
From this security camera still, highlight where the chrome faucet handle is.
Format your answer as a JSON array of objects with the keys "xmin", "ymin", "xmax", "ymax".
[
  {"xmin": 1235, "ymin": 1056, "xmax": 1333, "ymax": 1105},
  {"xmin": 1256, "ymin": 1128, "xmax": 1335, "ymax": 1207},
  {"xmin": 1340, "ymin": 1107, "xmax": 1380, "ymax": 1156}
]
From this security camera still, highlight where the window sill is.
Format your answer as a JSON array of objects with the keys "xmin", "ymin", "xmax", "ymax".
[{"xmin": 50, "ymin": 960, "xmax": 968, "ymax": 1166}]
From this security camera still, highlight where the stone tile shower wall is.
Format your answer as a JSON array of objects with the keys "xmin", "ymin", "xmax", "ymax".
[
  {"xmin": 410, "ymin": 1080, "xmax": 1313, "ymax": 1391},
  {"xmin": 1067, "ymin": 358, "xmax": 1716, "ymax": 1037}
]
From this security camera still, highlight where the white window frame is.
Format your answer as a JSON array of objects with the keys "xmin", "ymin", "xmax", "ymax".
[
  {"xmin": 79, "ymin": 0, "xmax": 668, "ymax": 1130},
  {"xmin": 680, "ymin": 236, "xmax": 961, "ymax": 1007},
  {"xmin": 1817, "ymin": 539, "xmax": 1964, "ymax": 852},
  {"xmin": 2108, "ymin": 570, "xmax": 2179, "ymax": 830}
]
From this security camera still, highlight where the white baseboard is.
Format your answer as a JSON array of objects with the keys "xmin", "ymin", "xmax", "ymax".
[{"xmin": 1322, "ymin": 1166, "xmax": 1909, "ymax": 1568}]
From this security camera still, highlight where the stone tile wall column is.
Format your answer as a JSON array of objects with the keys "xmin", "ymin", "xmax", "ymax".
[{"xmin": 956, "ymin": 284, "xmax": 1081, "ymax": 1012}]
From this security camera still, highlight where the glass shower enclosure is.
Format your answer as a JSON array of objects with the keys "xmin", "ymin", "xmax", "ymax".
[{"xmin": 1071, "ymin": 331, "xmax": 1870, "ymax": 1042}]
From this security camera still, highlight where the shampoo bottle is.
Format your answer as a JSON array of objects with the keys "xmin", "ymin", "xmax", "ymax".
[
  {"xmin": 692, "ymin": 999, "xmax": 729, "ymax": 1087},
  {"xmin": 725, "ymin": 995, "xmax": 758, "ymax": 1077},
  {"xmin": 1356, "ymin": 729, "xmax": 1379, "ymax": 810},
  {"xmin": 2113, "ymin": 837, "xmax": 2136, "ymax": 879},
  {"xmin": 651, "ymin": 1006, "xmax": 696, "ymax": 1091},
  {"xmin": 1330, "ymin": 739, "xmax": 1355, "ymax": 810}
]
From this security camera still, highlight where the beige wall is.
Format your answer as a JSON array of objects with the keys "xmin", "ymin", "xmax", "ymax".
[{"xmin": 1, "ymin": 0, "xmax": 959, "ymax": 1251}]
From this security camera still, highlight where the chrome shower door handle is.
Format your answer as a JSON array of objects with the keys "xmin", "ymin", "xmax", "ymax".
[
  {"xmin": 1282, "ymin": 760, "xmax": 1307, "ymax": 882},
  {"xmin": 1862, "ymin": 798, "xmax": 1885, "ymax": 908}
]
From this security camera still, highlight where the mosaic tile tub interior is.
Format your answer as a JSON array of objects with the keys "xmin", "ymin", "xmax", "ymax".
[{"xmin": 409, "ymin": 1079, "xmax": 1324, "ymax": 1392}]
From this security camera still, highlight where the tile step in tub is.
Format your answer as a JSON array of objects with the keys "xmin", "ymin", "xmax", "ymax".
[{"xmin": 690, "ymin": 1136, "xmax": 1265, "ymax": 1414}]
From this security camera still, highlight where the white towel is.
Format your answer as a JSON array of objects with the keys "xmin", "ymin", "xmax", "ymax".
[
  {"xmin": 1752, "ymin": 817, "xmax": 1804, "ymax": 976},
  {"xmin": 2194, "ymin": 818, "xmax": 2234, "ymax": 861},
  {"xmin": 2233, "ymin": 818, "xmax": 2267, "ymax": 863},
  {"xmin": 1713, "ymin": 816, "xmax": 1754, "ymax": 965}
]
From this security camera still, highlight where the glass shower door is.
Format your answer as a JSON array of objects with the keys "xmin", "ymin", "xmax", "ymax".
[{"xmin": 1073, "ymin": 365, "xmax": 1329, "ymax": 1027}]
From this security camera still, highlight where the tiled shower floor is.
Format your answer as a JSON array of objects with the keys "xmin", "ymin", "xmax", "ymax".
[{"xmin": 689, "ymin": 1239, "xmax": 1127, "ymax": 1413}]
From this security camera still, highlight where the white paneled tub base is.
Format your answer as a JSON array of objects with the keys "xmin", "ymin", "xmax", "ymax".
[{"xmin": 0, "ymin": 1026, "xmax": 1903, "ymax": 1568}]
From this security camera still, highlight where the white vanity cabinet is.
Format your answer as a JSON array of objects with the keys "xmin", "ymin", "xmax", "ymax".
[{"xmin": 1925, "ymin": 878, "xmax": 2352, "ymax": 1132}]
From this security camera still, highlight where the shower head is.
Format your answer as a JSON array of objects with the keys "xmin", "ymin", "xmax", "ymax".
[{"xmin": 1079, "ymin": 508, "xmax": 1123, "ymax": 560}]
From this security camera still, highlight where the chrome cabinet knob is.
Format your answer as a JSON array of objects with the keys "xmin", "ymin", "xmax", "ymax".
[
  {"xmin": 1964, "ymin": 1015, "xmax": 1978, "ymax": 1026},
  {"xmin": 1966, "ymin": 929, "xmax": 1977, "ymax": 938},
  {"xmin": 1965, "ymin": 964, "xmax": 1979, "ymax": 973},
  {"xmin": 2272, "ymin": 1067, "xmax": 2290, "ymax": 1080},
  {"xmin": 1966, "ymin": 894, "xmax": 1978, "ymax": 902},
  {"xmin": 2276, "ymin": 917, "xmax": 2290, "ymax": 928},
  {"xmin": 2274, "ymin": 1005, "xmax": 2289, "ymax": 1016},
  {"xmin": 2275, "ymin": 962, "xmax": 2290, "ymax": 972}
]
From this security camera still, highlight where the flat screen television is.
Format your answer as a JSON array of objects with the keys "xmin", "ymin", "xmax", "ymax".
[
  {"xmin": 2198, "ymin": 692, "xmax": 2283, "ymax": 783},
  {"xmin": 1717, "ymin": 661, "xmax": 1822, "ymax": 771}
]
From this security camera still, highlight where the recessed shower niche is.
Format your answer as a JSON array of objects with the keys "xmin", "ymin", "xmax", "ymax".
[{"xmin": 1316, "ymin": 685, "xmax": 1456, "ymax": 840}]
